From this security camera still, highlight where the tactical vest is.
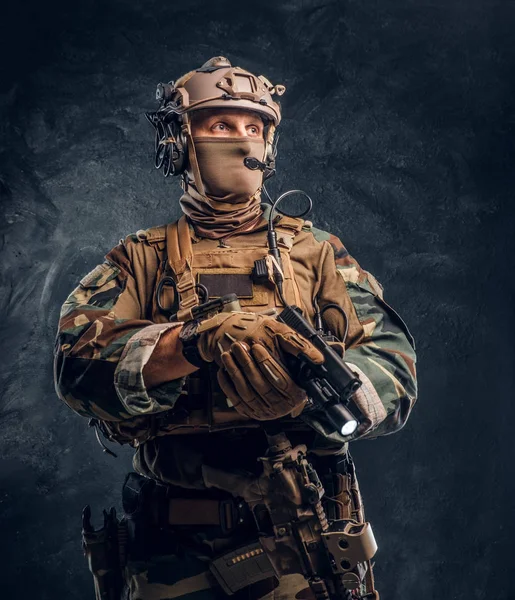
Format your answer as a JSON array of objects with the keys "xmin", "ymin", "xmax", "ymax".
[{"xmin": 103, "ymin": 214, "xmax": 313, "ymax": 447}]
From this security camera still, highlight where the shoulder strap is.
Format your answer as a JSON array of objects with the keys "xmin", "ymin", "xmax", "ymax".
[
  {"xmin": 273, "ymin": 215, "xmax": 304, "ymax": 252},
  {"xmin": 166, "ymin": 216, "xmax": 199, "ymax": 321},
  {"xmin": 275, "ymin": 215, "xmax": 304, "ymax": 233},
  {"xmin": 133, "ymin": 225, "xmax": 167, "ymax": 244}
]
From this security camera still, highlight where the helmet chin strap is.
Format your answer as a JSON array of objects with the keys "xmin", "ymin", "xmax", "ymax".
[
  {"xmin": 264, "ymin": 122, "xmax": 277, "ymax": 180},
  {"xmin": 266, "ymin": 123, "xmax": 276, "ymax": 156},
  {"xmin": 180, "ymin": 112, "xmax": 207, "ymax": 198}
]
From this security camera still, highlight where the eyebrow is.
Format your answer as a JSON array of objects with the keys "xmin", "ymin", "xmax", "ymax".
[{"xmin": 203, "ymin": 114, "xmax": 262, "ymax": 125}]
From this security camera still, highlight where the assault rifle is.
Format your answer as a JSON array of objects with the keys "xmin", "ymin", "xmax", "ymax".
[
  {"xmin": 209, "ymin": 430, "xmax": 378, "ymax": 600},
  {"xmin": 277, "ymin": 303, "xmax": 363, "ymax": 438}
]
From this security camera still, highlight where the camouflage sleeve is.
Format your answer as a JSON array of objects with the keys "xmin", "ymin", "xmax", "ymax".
[
  {"xmin": 313, "ymin": 228, "xmax": 417, "ymax": 439},
  {"xmin": 54, "ymin": 240, "xmax": 184, "ymax": 421}
]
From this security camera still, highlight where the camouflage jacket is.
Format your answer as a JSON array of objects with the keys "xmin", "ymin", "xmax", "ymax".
[{"xmin": 54, "ymin": 210, "xmax": 417, "ymax": 481}]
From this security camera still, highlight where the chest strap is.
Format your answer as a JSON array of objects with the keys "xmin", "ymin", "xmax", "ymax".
[{"xmin": 166, "ymin": 216, "xmax": 199, "ymax": 322}]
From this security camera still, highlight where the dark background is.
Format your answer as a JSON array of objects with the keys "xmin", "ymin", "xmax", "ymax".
[{"xmin": 1, "ymin": 0, "xmax": 513, "ymax": 598}]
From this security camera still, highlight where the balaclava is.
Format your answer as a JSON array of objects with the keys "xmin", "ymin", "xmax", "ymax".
[{"xmin": 180, "ymin": 129, "xmax": 267, "ymax": 239}]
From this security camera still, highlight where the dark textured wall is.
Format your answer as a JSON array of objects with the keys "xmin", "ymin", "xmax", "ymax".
[{"xmin": 1, "ymin": 1, "xmax": 514, "ymax": 598}]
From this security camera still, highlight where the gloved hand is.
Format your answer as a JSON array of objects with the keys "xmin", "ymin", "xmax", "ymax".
[{"xmin": 196, "ymin": 312, "xmax": 324, "ymax": 421}]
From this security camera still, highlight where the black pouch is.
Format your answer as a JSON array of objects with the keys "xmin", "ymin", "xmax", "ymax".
[
  {"xmin": 122, "ymin": 471, "xmax": 156, "ymax": 519},
  {"xmin": 122, "ymin": 472, "xmax": 165, "ymax": 560}
]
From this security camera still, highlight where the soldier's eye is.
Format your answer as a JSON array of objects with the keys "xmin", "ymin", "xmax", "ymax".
[{"xmin": 212, "ymin": 123, "xmax": 228, "ymax": 131}]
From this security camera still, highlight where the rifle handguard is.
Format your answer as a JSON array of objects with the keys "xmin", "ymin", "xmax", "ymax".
[{"xmin": 277, "ymin": 305, "xmax": 363, "ymax": 436}]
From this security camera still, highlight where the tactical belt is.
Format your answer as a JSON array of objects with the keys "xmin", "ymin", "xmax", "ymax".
[
  {"xmin": 122, "ymin": 472, "xmax": 248, "ymax": 535},
  {"xmin": 166, "ymin": 497, "xmax": 242, "ymax": 532}
]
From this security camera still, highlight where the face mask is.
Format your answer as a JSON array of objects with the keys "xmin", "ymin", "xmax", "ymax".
[
  {"xmin": 180, "ymin": 136, "xmax": 267, "ymax": 239},
  {"xmin": 191, "ymin": 136, "xmax": 266, "ymax": 203}
]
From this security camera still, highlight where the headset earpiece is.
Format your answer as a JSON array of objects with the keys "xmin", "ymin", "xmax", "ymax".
[{"xmin": 146, "ymin": 106, "xmax": 188, "ymax": 178}]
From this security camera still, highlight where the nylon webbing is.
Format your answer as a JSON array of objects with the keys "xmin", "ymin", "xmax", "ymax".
[
  {"xmin": 363, "ymin": 562, "xmax": 379, "ymax": 599},
  {"xmin": 168, "ymin": 498, "xmax": 228, "ymax": 527},
  {"xmin": 346, "ymin": 459, "xmax": 379, "ymax": 599},
  {"xmin": 275, "ymin": 215, "xmax": 304, "ymax": 233},
  {"xmin": 166, "ymin": 216, "xmax": 199, "ymax": 321},
  {"xmin": 182, "ymin": 114, "xmax": 206, "ymax": 198}
]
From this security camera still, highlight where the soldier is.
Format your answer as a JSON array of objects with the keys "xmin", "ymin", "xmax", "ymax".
[{"xmin": 54, "ymin": 57, "xmax": 417, "ymax": 600}]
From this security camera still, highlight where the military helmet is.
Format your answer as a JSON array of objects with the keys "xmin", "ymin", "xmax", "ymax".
[
  {"xmin": 156, "ymin": 56, "xmax": 285, "ymax": 125},
  {"xmin": 146, "ymin": 57, "xmax": 285, "ymax": 178}
]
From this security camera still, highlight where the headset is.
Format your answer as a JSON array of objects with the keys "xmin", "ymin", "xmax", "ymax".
[{"xmin": 145, "ymin": 82, "xmax": 188, "ymax": 177}]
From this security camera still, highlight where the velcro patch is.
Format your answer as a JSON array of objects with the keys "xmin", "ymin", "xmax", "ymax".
[
  {"xmin": 198, "ymin": 274, "xmax": 253, "ymax": 298},
  {"xmin": 79, "ymin": 262, "xmax": 120, "ymax": 289}
]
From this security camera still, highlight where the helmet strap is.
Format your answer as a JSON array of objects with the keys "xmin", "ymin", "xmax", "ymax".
[
  {"xmin": 181, "ymin": 112, "xmax": 207, "ymax": 198},
  {"xmin": 263, "ymin": 122, "xmax": 277, "ymax": 180}
]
